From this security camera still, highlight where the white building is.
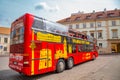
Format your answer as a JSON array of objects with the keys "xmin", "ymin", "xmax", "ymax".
[
  {"xmin": 0, "ymin": 27, "xmax": 10, "ymax": 55},
  {"xmin": 57, "ymin": 9, "xmax": 120, "ymax": 54}
]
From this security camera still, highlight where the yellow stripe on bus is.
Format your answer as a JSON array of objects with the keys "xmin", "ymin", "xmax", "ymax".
[
  {"xmin": 31, "ymin": 50, "xmax": 34, "ymax": 75},
  {"xmin": 30, "ymin": 30, "xmax": 36, "ymax": 75}
]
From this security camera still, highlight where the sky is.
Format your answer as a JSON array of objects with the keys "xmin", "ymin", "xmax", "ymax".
[{"xmin": 0, "ymin": 0, "xmax": 120, "ymax": 27}]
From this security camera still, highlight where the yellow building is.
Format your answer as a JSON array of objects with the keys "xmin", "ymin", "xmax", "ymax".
[
  {"xmin": 57, "ymin": 8, "xmax": 120, "ymax": 54},
  {"xmin": 0, "ymin": 27, "xmax": 10, "ymax": 55}
]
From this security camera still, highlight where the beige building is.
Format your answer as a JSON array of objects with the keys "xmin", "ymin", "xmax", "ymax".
[
  {"xmin": 0, "ymin": 27, "xmax": 10, "ymax": 55},
  {"xmin": 57, "ymin": 9, "xmax": 120, "ymax": 54}
]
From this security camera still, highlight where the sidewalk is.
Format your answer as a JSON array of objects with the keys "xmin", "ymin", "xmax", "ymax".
[{"xmin": 99, "ymin": 53, "xmax": 120, "ymax": 55}]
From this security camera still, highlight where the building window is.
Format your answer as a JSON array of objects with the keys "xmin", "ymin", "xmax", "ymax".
[
  {"xmin": 83, "ymin": 23, "xmax": 86, "ymax": 28},
  {"xmin": 97, "ymin": 14, "xmax": 103, "ymax": 18},
  {"xmin": 0, "ymin": 45, "xmax": 3, "ymax": 49},
  {"xmin": 75, "ymin": 17, "xmax": 80, "ymax": 21},
  {"xmin": 112, "ymin": 21, "xmax": 116, "ymax": 26},
  {"xmin": 66, "ymin": 18, "xmax": 70, "ymax": 22},
  {"xmin": 90, "ymin": 23, "xmax": 94, "ymax": 28},
  {"xmin": 98, "ymin": 31, "xmax": 102, "ymax": 39},
  {"xmin": 4, "ymin": 38, "xmax": 8, "ymax": 43},
  {"xmin": 76, "ymin": 24, "xmax": 79, "ymax": 29},
  {"xmin": 112, "ymin": 30, "xmax": 118, "ymax": 38},
  {"xmin": 86, "ymin": 16, "xmax": 91, "ymax": 19},
  {"xmin": 4, "ymin": 47, "xmax": 7, "ymax": 51},
  {"xmin": 99, "ymin": 43, "xmax": 102, "ymax": 48},
  {"xmin": 90, "ymin": 33, "xmax": 94, "ymax": 37},
  {"xmin": 69, "ymin": 25, "xmax": 73, "ymax": 29},
  {"xmin": 97, "ymin": 22, "xmax": 101, "ymax": 27},
  {"xmin": 108, "ymin": 13, "xmax": 115, "ymax": 17}
]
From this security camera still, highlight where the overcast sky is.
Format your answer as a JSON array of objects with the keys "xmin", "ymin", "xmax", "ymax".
[{"xmin": 0, "ymin": 0, "xmax": 119, "ymax": 27}]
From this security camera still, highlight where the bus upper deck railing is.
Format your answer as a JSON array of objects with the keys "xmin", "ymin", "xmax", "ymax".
[{"xmin": 32, "ymin": 27, "xmax": 94, "ymax": 43}]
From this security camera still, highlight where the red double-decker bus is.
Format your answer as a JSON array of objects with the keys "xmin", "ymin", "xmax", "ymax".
[{"xmin": 9, "ymin": 13, "xmax": 98, "ymax": 76}]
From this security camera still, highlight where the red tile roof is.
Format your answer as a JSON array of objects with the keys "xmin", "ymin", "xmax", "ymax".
[
  {"xmin": 0, "ymin": 27, "xmax": 10, "ymax": 35},
  {"xmin": 57, "ymin": 9, "xmax": 120, "ymax": 23}
]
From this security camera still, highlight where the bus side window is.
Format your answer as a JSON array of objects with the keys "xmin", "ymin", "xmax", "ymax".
[
  {"xmin": 81, "ymin": 44, "xmax": 86, "ymax": 52},
  {"xmin": 67, "ymin": 44, "xmax": 72, "ymax": 53},
  {"xmin": 86, "ymin": 45, "xmax": 90, "ymax": 52},
  {"xmin": 32, "ymin": 19, "xmax": 46, "ymax": 30},
  {"xmin": 90, "ymin": 43, "xmax": 93, "ymax": 51},
  {"xmin": 72, "ymin": 44, "xmax": 76, "ymax": 53},
  {"xmin": 78, "ymin": 45, "xmax": 82, "ymax": 52}
]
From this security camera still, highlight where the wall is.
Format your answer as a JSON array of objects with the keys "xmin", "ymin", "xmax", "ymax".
[{"xmin": 0, "ymin": 34, "xmax": 10, "ymax": 55}]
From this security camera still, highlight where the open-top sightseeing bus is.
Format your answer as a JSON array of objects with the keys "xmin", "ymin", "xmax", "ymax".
[{"xmin": 9, "ymin": 13, "xmax": 98, "ymax": 76}]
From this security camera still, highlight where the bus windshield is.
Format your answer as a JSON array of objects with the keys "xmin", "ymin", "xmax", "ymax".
[{"xmin": 10, "ymin": 22, "xmax": 24, "ymax": 45}]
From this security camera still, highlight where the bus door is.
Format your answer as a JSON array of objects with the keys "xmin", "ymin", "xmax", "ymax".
[
  {"xmin": 72, "ymin": 44, "xmax": 79, "ymax": 64},
  {"xmin": 39, "ymin": 42, "xmax": 54, "ymax": 73}
]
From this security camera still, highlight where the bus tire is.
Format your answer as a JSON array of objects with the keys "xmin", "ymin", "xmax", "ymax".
[
  {"xmin": 56, "ymin": 59, "xmax": 65, "ymax": 73},
  {"xmin": 67, "ymin": 57, "xmax": 74, "ymax": 69},
  {"xmin": 19, "ymin": 72, "xmax": 23, "ymax": 75},
  {"xmin": 92, "ymin": 55, "xmax": 96, "ymax": 60}
]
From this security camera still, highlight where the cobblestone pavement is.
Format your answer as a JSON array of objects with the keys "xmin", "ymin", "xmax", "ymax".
[{"xmin": 0, "ymin": 55, "xmax": 120, "ymax": 80}]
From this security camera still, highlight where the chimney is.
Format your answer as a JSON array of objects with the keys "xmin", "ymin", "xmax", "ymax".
[
  {"xmin": 104, "ymin": 8, "xmax": 107, "ymax": 12},
  {"xmin": 115, "ymin": 8, "xmax": 117, "ymax": 10},
  {"xmin": 93, "ymin": 10, "xmax": 95, "ymax": 13},
  {"xmin": 103, "ymin": 8, "xmax": 107, "ymax": 13}
]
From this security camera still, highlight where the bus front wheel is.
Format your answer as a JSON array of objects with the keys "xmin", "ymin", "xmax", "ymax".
[{"xmin": 56, "ymin": 59, "xmax": 65, "ymax": 73}]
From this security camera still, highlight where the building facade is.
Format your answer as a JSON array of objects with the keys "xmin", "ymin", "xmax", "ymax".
[
  {"xmin": 0, "ymin": 27, "xmax": 10, "ymax": 55},
  {"xmin": 57, "ymin": 9, "xmax": 120, "ymax": 54}
]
